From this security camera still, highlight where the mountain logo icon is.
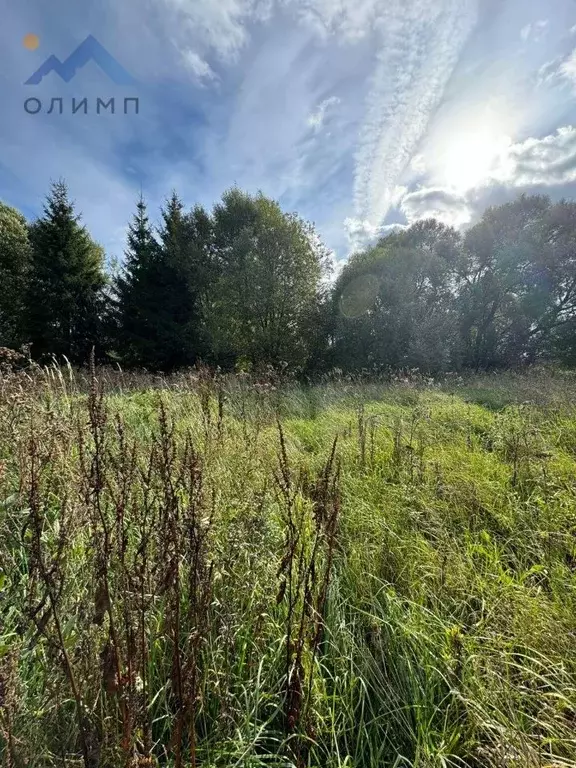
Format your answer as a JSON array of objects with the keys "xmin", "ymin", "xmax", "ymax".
[{"xmin": 25, "ymin": 35, "xmax": 135, "ymax": 85}]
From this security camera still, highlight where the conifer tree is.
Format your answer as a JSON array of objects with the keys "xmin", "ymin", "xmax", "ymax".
[
  {"xmin": 116, "ymin": 193, "xmax": 212, "ymax": 370},
  {"xmin": 115, "ymin": 195, "xmax": 162, "ymax": 367},
  {"xmin": 154, "ymin": 192, "xmax": 193, "ymax": 368},
  {"xmin": 25, "ymin": 181, "xmax": 106, "ymax": 363},
  {"xmin": 155, "ymin": 193, "xmax": 212, "ymax": 368}
]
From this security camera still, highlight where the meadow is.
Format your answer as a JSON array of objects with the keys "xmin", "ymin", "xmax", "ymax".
[{"xmin": 1, "ymin": 366, "xmax": 576, "ymax": 768}]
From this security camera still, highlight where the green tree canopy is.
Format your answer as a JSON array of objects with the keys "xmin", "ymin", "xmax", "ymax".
[
  {"xmin": 209, "ymin": 188, "xmax": 327, "ymax": 371},
  {"xmin": 460, "ymin": 195, "xmax": 576, "ymax": 368},
  {"xmin": 4, "ymin": 181, "xmax": 576, "ymax": 374},
  {"xmin": 0, "ymin": 201, "xmax": 31, "ymax": 348},
  {"xmin": 331, "ymin": 220, "xmax": 460, "ymax": 372}
]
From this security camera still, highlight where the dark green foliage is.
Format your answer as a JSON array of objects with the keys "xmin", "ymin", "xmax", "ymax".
[
  {"xmin": 4, "ymin": 181, "xmax": 576, "ymax": 372},
  {"xmin": 332, "ymin": 197, "xmax": 576, "ymax": 373},
  {"xmin": 115, "ymin": 194, "xmax": 214, "ymax": 371},
  {"xmin": 208, "ymin": 188, "xmax": 328, "ymax": 371},
  {"xmin": 331, "ymin": 220, "xmax": 460, "ymax": 373},
  {"xmin": 458, "ymin": 195, "xmax": 576, "ymax": 369},
  {"xmin": 23, "ymin": 181, "xmax": 106, "ymax": 364},
  {"xmin": 114, "ymin": 195, "xmax": 161, "ymax": 367},
  {"xmin": 154, "ymin": 193, "xmax": 202, "ymax": 369},
  {"xmin": 0, "ymin": 202, "xmax": 31, "ymax": 348}
]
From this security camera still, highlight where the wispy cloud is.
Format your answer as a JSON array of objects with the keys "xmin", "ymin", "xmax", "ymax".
[
  {"xmin": 353, "ymin": 0, "xmax": 478, "ymax": 230},
  {"xmin": 308, "ymin": 96, "xmax": 340, "ymax": 133},
  {"xmin": 161, "ymin": 0, "xmax": 267, "ymax": 62},
  {"xmin": 521, "ymin": 20, "xmax": 549, "ymax": 44},
  {"xmin": 181, "ymin": 50, "xmax": 218, "ymax": 83},
  {"xmin": 2, "ymin": 0, "xmax": 576, "ymax": 264},
  {"xmin": 560, "ymin": 49, "xmax": 576, "ymax": 90}
]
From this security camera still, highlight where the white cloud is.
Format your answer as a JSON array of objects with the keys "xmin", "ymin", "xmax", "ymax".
[
  {"xmin": 537, "ymin": 56, "xmax": 563, "ymax": 86},
  {"xmin": 290, "ymin": 0, "xmax": 385, "ymax": 41},
  {"xmin": 344, "ymin": 216, "xmax": 407, "ymax": 251},
  {"xmin": 535, "ymin": 46, "xmax": 576, "ymax": 92},
  {"xmin": 159, "ymin": 0, "xmax": 479, "ymax": 244},
  {"xmin": 400, "ymin": 187, "xmax": 472, "ymax": 227},
  {"xmin": 353, "ymin": 0, "xmax": 478, "ymax": 231},
  {"xmin": 560, "ymin": 49, "xmax": 576, "ymax": 90},
  {"xmin": 396, "ymin": 126, "xmax": 576, "ymax": 231},
  {"xmin": 162, "ymin": 0, "xmax": 264, "ymax": 61},
  {"xmin": 7, "ymin": 0, "xmax": 575, "ymax": 264},
  {"xmin": 344, "ymin": 217, "xmax": 382, "ymax": 247},
  {"xmin": 521, "ymin": 20, "xmax": 548, "ymax": 43},
  {"xmin": 182, "ymin": 50, "xmax": 218, "ymax": 82},
  {"xmin": 307, "ymin": 96, "xmax": 341, "ymax": 132},
  {"xmin": 410, "ymin": 154, "xmax": 427, "ymax": 174},
  {"xmin": 493, "ymin": 125, "xmax": 576, "ymax": 187},
  {"xmin": 162, "ymin": 0, "xmax": 390, "ymax": 63}
]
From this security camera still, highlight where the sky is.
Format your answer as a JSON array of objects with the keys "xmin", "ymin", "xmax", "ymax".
[{"xmin": 1, "ymin": 0, "xmax": 576, "ymax": 265}]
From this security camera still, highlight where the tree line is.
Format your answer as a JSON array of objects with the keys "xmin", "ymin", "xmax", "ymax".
[{"xmin": 1, "ymin": 181, "xmax": 575, "ymax": 373}]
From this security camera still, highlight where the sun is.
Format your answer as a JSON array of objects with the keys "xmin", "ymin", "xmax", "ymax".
[
  {"xmin": 23, "ymin": 34, "xmax": 40, "ymax": 51},
  {"xmin": 440, "ymin": 129, "xmax": 511, "ymax": 193}
]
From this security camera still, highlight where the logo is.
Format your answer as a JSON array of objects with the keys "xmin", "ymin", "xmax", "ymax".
[{"xmin": 25, "ymin": 34, "xmax": 135, "ymax": 85}]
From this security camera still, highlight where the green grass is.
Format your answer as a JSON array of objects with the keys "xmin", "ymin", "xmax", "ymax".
[{"xmin": 1, "ymin": 368, "xmax": 576, "ymax": 767}]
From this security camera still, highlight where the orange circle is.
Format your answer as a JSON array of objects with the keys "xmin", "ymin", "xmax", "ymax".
[{"xmin": 23, "ymin": 34, "xmax": 40, "ymax": 51}]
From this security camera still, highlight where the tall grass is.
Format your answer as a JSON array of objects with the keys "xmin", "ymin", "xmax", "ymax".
[{"xmin": 1, "ymin": 364, "xmax": 576, "ymax": 767}]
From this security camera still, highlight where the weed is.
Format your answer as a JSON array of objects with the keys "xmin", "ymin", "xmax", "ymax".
[{"xmin": 0, "ymin": 366, "xmax": 576, "ymax": 766}]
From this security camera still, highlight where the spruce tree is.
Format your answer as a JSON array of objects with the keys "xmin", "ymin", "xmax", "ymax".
[
  {"xmin": 115, "ymin": 195, "xmax": 162, "ymax": 367},
  {"xmin": 25, "ymin": 181, "xmax": 106, "ymax": 363},
  {"xmin": 155, "ymin": 193, "xmax": 205, "ymax": 369},
  {"xmin": 116, "ymin": 193, "xmax": 212, "ymax": 370}
]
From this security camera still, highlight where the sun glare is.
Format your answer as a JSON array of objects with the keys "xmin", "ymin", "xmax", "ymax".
[{"xmin": 440, "ymin": 130, "xmax": 511, "ymax": 192}]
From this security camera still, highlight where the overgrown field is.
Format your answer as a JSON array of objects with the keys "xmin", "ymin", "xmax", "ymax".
[{"xmin": 1, "ymin": 368, "xmax": 576, "ymax": 767}]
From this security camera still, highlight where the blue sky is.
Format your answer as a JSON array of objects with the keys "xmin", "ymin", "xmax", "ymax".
[{"xmin": 1, "ymin": 0, "xmax": 576, "ymax": 265}]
